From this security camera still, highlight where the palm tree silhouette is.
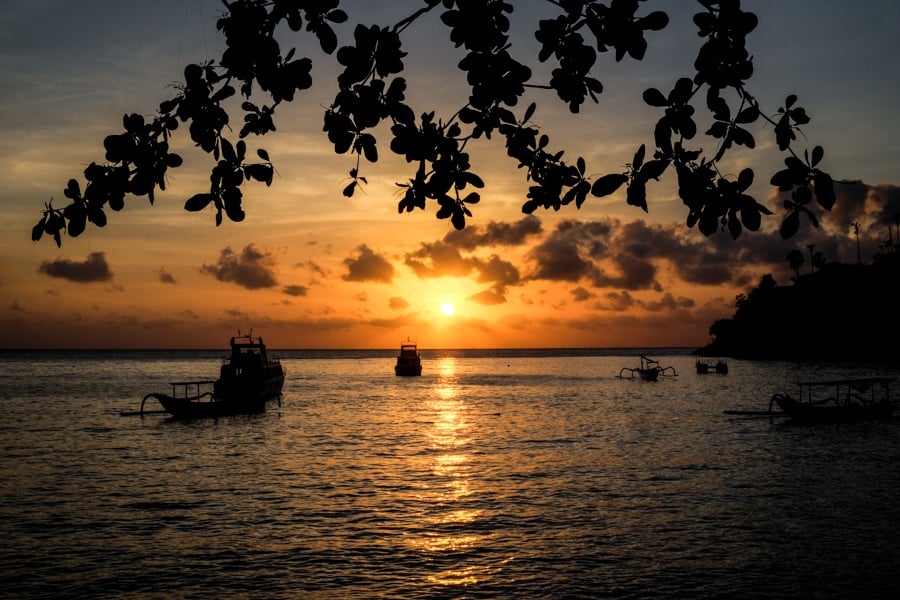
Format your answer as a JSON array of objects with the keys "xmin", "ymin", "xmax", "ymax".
[{"xmin": 851, "ymin": 221, "xmax": 861, "ymax": 264}]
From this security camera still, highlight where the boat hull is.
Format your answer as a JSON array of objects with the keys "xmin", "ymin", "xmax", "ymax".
[
  {"xmin": 395, "ymin": 361, "xmax": 422, "ymax": 376},
  {"xmin": 151, "ymin": 392, "xmax": 276, "ymax": 419},
  {"xmin": 638, "ymin": 368, "xmax": 659, "ymax": 381},
  {"xmin": 214, "ymin": 368, "xmax": 285, "ymax": 402},
  {"xmin": 773, "ymin": 394, "xmax": 895, "ymax": 424}
]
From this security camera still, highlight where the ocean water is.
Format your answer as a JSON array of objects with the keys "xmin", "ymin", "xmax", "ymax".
[{"xmin": 1, "ymin": 349, "xmax": 899, "ymax": 599}]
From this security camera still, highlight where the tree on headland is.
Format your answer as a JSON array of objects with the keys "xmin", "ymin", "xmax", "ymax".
[
  {"xmin": 32, "ymin": 0, "xmax": 856, "ymax": 248},
  {"xmin": 699, "ymin": 254, "xmax": 900, "ymax": 361},
  {"xmin": 786, "ymin": 249, "xmax": 804, "ymax": 281}
]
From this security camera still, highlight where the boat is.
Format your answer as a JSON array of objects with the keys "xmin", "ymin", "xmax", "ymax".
[
  {"xmin": 617, "ymin": 355, "xmax": 677, "ymax": 381},
  {"xmin": 768, "ymin": 377, "xmax": 896, "ymax": 424},
  {"xmin": 394, "ymin": 338, "xmax": 422, "ymax": 376},
  {"xmin": 696, "ymin": 358, "xmax": 728, "ymax": 374},
  {"xmin": 141, "ymin": 332, "xmax": 285, "ymax": 418}
]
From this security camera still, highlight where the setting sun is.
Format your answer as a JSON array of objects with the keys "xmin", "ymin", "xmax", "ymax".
[{"xmin": 440, "ymin": 302, "xmax": 456, "ymax": 316}]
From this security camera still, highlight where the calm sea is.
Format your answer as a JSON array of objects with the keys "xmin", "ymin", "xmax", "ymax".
[{"xmin": 2, "ymin": 349, "xmax": 899, "ymax": 599}]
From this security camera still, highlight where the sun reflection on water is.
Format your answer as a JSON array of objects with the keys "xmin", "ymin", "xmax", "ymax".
[{"xmin": 409, "ymin": 356, "xmax": 492, "ymax": 586}]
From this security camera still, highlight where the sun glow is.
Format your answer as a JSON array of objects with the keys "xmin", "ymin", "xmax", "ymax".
[{"xmin": 440, "ymin": 301, "xmax": 455, "ymax": 316}]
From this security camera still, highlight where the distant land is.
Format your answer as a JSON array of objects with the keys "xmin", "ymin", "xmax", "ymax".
[{"xmin": 696, "ymin": 251, "xmax": 900, "ymax": 362}]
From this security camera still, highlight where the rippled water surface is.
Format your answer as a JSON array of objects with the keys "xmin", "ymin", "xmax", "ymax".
[{"xmin": 2, "ymin": 349, "xmax": 900, "ymax": 599}]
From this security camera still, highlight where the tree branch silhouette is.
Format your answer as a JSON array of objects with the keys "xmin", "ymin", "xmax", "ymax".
[{"xmin": 32, "ymin": 0, "xmax": 855, "ymax": 248}]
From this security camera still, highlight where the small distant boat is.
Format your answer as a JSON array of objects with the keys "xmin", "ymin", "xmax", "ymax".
[
  {"xmin": 617, "ymin": 355, "xmax": 677, "ymax": 381},
  {"xmin": 696, "ymin": 358, "xmax": 728, "ymax": 374},
  {"xmin": 394, "ymin": 338, "xmax": 422, "ymax": 376},
  {"xmin": 141, "ymin": 332, "xmax": 285, "ymax": 419},
  {"xmin": 769, "ymin": 377, "xmax": 896, "ymax": 424}
]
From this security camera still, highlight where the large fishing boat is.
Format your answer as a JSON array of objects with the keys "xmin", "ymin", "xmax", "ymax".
[
  {"xmin": 141, "ymin": 332, "xmax": 285, "ymax": 419},
  {"xmin": 394, "ymin": 338, "xmax": 422, "ymax": 376}
]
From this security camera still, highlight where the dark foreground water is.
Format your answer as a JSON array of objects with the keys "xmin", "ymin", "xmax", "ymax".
[{"xmin": 2, "ymin": 349, "xmax": 899, "ymax": 599}]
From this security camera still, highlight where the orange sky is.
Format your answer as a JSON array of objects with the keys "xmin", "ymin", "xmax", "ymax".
[{"xmin": 2, "ymin": 1, "xmax": 900, "ymax": 349}]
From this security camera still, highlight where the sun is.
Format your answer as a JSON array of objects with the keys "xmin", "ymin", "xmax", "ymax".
[{"xmin": 440, "ymin": 301, "xmax": 455, "ymax": 316}]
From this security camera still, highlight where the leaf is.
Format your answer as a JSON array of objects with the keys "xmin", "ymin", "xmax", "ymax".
[
  {"xmin": 728, "ymin": 214, "xmax": 742, "ymax": 239},
  {"xmin": 735, "ymin": 106, "xmax": 759, "ymax": 124},
  {"xmin": 88, "ymin": 206, "xmax": 107, "ymax": 228},
  {"xmin": 31, "ymin": 218, "xmax": 45, "ymax": 242},
  {"xmin": 730, "ymin": 127, "xmax": 755, "ymax": 149},
  {"xmin": 317, "ymin": 24, "xmax": 338, "ymax": 54},
  {"xmin": 451, "ymin": 208, "xmax": 466, "ymax": 230},
  {"xmin": 740, "ymin": 204, "xmax": 761, "ymax": 231},
  {"xmin": 632, "ymin": 144, "xmax": 646, "ymax": 171},
  {"xmin": 737, "ymin": 168, "xmax": 754, "ymax": 191},
  {"xmin": 590, "ymin": 173, "xmax": 628, "ymax": 197},
  {"xmin": 640, "ymin": 159, "xmax": 669, "ymax": 181},
  {"xmin": 257, "ymin": 148, "xmax": 270, "ymax": 161},
  {"xmin": 642, "ymin": 88, "xmax": 668, "ymax": 107},
  {"xmin": 523, "ymin": 102, "xmax": 536, "ymax": 123},
  {"xmin": 811, "ymin": 145, "xmax": 824, "ymax": 167},
  {"xmin": 67, "ymin": 212, "xmax": 86, "ymax": 237},
  {"xmin": 463, "ymin": 172, "xmax": 485, "ymax": 188},
  {"xmin": 706, "ymin": 91, "xmax": 730, "ymax": 121},
  {"xmin": 626, "ymin": 179, "xmax": 648, "ymax": 211},
  {"xmin": 792, "ymin": 185, "xmax": 813, "ymax": 206},
  {"xmin": 221, "ymin": 138, "xmax": 236, "ymax": 163},
  {"xmin": 64, "ymin": 179, "xmax": 81, "ymax": 200},
  {"xmin": 185, "ymin": 193, "xmax": 216, "ymax": 212},
  {"xmin": 342, "ymin": 181, "xmax": 356, "ymax": 197},
  {"xmin": 706, "ymin": 121, "xmax": 728, "ymax": 139},
  {"xmin": 641, "ymin": 11, "xmax": 669, "ymax": 31},
  {"xmin": 814, "ymin": 171, "xmax": 835, "ymax": 210},
  {"xmin": 770, "ymin": 169, "xmax": 794, "ymax": 191},
  {"xmin": 779, "ymin": 210, "xmax": 800, "ymax": 239}
]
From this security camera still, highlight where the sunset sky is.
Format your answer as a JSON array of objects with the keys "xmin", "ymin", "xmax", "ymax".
[{"xmin": 2, "ymin": 1, "xmax": 899, "ymax": 350}]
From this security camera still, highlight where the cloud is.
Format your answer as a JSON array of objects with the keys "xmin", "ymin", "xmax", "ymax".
[
  {"xmin": 527, "ymin": 218, "xmax": 773, "ymax": 291},
  {"xmin": 298, "ymin": 259, "xmax": 330, "ymax": 284},
  {"xmin": 201, "ymin": 244, "xmax": 277, "ymax": 289},
  {"xmin": 404, "ymin": 242, "xmax": 522, "ymax": 289},
  {"xmin": 468, "ymin": 287, "xmax": 507, "ymax": 305},
  {"xmin": 38, "ymin": 252, "xmax": 112, "ymax": 283},
  {"xmin": 596, "ymin": 290, "xmax": 637, "ymax": 311},
  {"xmin": 158, "ymin": 268, "xmax": 176, "ymax": 284},
  {"xmin": 282, "ymin": 285, "xmax": 308, "ymax": 297},
  {"xmin": 443, "ymin": 215, "xmax": 543, "ymax": 249},
  {"xmin": 859, "ymin": 183, "xmax": 900, "ymax": 236},
  {"xmin": 641, "ymin": 292, "xmax": 695, "ymax": 312},
  {"xmin": 342, "ymin": 244, "xmax": 394, "ymax": 283},
  {"xmin": 473, "ymin": 255, "xmax": 520, "ymax": 286},
  {"xmin": 590, "ymin": 252, "xmax": 660, "ymax": 291},
  {"xmin": 571, "ymin": 287, "xmax": 592, "ymax": 302},
  {"xmin": 405, "ymin": 240, "xmax": 474, "ymax": 278},
  {"xmin": 527, "ymin": 221, "xmax": 607, "ymax": 281},
  {"xmin": 389, "ymin": 297, "xmax": 409, "ymax": 310}
]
